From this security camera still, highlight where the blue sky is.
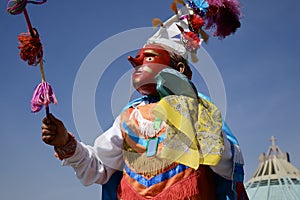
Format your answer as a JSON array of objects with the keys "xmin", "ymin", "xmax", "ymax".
[{"xmin": 1, "ymin": 0, "xmax": 300, "ymax": 199}]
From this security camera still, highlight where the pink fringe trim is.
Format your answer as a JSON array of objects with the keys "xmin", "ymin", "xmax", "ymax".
[{"xmin": 117, "ymin": 168, "xmax": 215, "ymax": 200}]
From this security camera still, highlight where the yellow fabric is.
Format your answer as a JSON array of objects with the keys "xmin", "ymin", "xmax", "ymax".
[{"xmin": 152, "ymin": 95, "xmax": 224, "ymax": 169}]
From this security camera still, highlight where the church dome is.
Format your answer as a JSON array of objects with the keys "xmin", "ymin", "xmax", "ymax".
[{"xmin": 245, "ymin": 136, "xmax": 300, "ymax": 199}]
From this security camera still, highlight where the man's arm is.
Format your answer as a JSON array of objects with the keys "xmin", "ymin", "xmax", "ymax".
[{"xmin": 41, "ymin": 114, "xmax": 123, "ymax": 185}]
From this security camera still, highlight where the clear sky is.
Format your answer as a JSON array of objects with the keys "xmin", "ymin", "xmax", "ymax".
[{"xmin": 1, "ymin": 0, "xmax": 299, "ymax": 199}]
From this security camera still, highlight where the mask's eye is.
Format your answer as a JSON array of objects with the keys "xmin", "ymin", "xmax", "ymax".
[{"xmin": 145, "ymin": 57, "xmax": 154, "ymax": 62}]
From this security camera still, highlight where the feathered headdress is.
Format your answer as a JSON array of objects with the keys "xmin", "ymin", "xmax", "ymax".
[{"xmin": 148, "ymin": 0, "xmax": 242, "ymax": 62}]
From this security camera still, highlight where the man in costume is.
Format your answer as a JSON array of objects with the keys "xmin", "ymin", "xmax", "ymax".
[
  {"xmin": 42, "ymin": 43, "xmax": 247, "ymax": 199},
  {"xmin": 41, "ymin": 1, "xmax": 248, "ymax": 199}
]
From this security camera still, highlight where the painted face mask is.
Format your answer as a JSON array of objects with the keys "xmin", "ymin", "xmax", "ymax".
[{"xmin": 128, "ymin": 44, "xmax": 171, "ymax": 95}]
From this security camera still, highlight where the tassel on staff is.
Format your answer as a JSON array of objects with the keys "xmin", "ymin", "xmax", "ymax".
[{"xmin": 7, "ymin": 0, "xmax": 56, "ymax": 117}]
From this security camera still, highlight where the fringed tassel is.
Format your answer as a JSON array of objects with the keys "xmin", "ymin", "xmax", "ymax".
[
  {"xmin": 124, "ymin": 150, "xmax": 174, "ymax": 176},
  {"xmin": 31, "ymin": 81, "xmax": 58, "ymax": 113},
  {"xmin": 155, "ymin": 175, "xmax": 200, "ymax": 200},
  {"xmin": 118, "ymin": 177, "xmax": 145, "ymax": 200},
  {"xmin": 164, "ymin": 166, "xmax": 217, "ymax": 200},
  {"xmin": 118, "ymin": 169, "xmax": 207, "ymax": 200},
  {"xmin": 152, "ymin": 18, "xmax": 164, "ymax": 28},
  {"xmin": 18, "ymin": 31, "xmax": 43, "ymax": 66}
]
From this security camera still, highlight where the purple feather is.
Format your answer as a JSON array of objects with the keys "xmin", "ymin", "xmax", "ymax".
[
  {"xmin": 31, "ymin": 82, "xmax": 57, "ymax": 113},
  {"xmin": 206, "ymin": 0, "xmax": 224, "ymax": 7},
  {"xmin": 205, "ymin": 0, "xmax": 241, "ymax": 38}
]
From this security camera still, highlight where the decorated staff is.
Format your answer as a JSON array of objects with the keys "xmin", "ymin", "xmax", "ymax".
[{"xmin": 7, "ymin": 0, "xmax": 57, "ymax": 117}]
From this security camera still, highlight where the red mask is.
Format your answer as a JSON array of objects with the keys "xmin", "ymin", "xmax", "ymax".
[{"xmin": 128, "ymin": 44, "xmax": 170, "ymax": 95}]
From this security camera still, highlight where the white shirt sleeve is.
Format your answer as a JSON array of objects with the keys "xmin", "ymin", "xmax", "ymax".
[{"xmin": 62, "ymin": 116, "xmax": 124, "ymax": 186}]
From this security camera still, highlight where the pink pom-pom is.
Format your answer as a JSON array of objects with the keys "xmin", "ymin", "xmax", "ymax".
[{"xmin": 31, "ymin": 82, "xmax": 57, "ymax": 113}]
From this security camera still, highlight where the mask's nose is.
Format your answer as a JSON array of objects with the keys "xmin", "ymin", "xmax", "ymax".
[{"xmin": 128, "ymin": 55, "xmax": 143, "ymax": 68}]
